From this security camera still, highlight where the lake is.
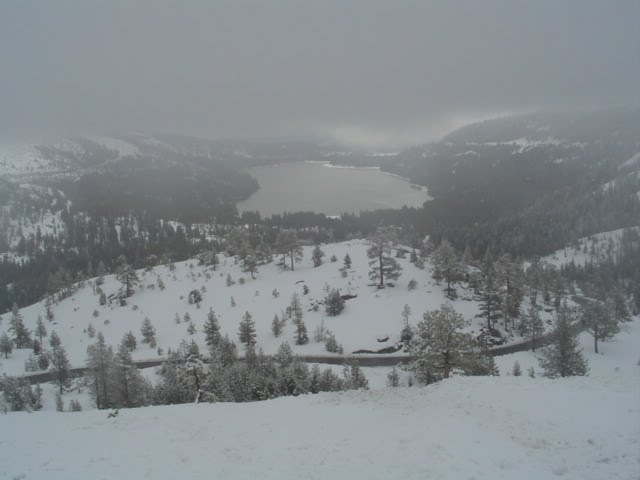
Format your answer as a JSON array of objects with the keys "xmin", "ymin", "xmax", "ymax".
[{"xmin": 237, "ymin": 162, "xmax": 430, "ymax": 217}]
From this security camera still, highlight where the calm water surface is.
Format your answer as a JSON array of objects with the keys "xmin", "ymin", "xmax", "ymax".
[{"xmin": 238, "ymin": 162, "xmax": 430, "ymax": 217}]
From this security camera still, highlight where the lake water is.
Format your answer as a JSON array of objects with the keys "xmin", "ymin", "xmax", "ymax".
[{"xmin": 237, "ymin": 162, "xmax": 430, "ymax": 217}]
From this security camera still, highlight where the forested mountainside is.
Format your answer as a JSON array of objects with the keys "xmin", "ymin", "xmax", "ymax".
[{"xmin": 1, "ymin": 110, "xmax": 638, "ymax": 314}]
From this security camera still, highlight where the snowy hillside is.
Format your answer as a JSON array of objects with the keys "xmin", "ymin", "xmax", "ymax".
[
  {"xmin": 542, "ymin": 226, "xmax": 640, "ymax": 269},
  {"xmin": 0, "ymin": 240, "xmax": 559, "ymax": 376},
  {"xmin": 2, "ymin": 317, "xmax": 638, "ymax": 480}
]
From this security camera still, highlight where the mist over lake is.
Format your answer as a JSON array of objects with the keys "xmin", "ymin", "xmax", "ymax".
[{"xmin": 237, "ymin": 162, "xmax": 430, "ymax": 217}]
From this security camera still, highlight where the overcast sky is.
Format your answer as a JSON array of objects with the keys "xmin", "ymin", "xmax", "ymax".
[{"xmin": 1, "ymin": 0, "xmax": 638, "ymax": 147}]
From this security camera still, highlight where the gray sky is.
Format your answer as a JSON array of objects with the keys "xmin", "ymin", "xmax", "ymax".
[{"xmin": 1, "ymin": 0, "xmax": 639, "ymax": 147}]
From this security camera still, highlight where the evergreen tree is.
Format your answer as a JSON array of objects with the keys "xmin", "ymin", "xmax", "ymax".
[
  {"xmin": 477, "ymin": 249, "xmax": 502, "ymax": 331},
  {"xmin": 290, "ymin": 293, "xmax": 303, "ymax": 323},
  {"xmin": 86, "ymin": 332, "xmax": 115, "ymax": 409},
  {"xmin": 408, "ymin": 304, "xmax": 477, "ymax": 383},
  {"xmin": 87, "ymin": 323, "xmax": 96, "ymax": 338},
  {"xmin": 271, "ymin": 314, "xmax": 283, "ymax": 337},
  {"xmin": 582, "ymin": 301, "xmax": 619, "ymax": 354},
  {"xmin": 9, "ymin": 304, "xmax": 31, "ymax": 348},
  {"xmin": 35, "ymin": 315, "xmax": 47, "ymax": 345},
  {"xmin": 294, "ymin": 317, "xmax": 309, "ymax": 345},
  {"xmin": 114, "ymin": 341, "xmax": 147, "ymax": 408},
  {"xmin": 116, "ymin": 255, "xmax": 139, "ymax": 298},
  {"xmin": 512, "ymin": 360, "xmax": 522, "ymax": 376},
  {"xmin": 400, "ymin": 304, "xmax": 413, "ymax": 343},
  {"xmin": 49, "ymin": 331, "xmax": 71, "ymax": 394},
  {"xmin": 324, "ymin": 289, "xmax": 345, "ymax": 316},
  {"xmin": 238, "ymin": 311, "xmax": 257, "ymax": 348},
  {"xmin": 122, "ymin": 331, "xmax": 137, "ymax": 351},
  {"xmin": 497, "ymin": 254, "xmax": 524, "ymax": 332},
  {"xmin": 44, "ymin": 295, "xmax": 55, "ymax": 321},
  {"xmin": 186, "ymin": 321, "xmax": 196, "ymax": 335},
  {"xmin": 342, "ymin": 361, "xmax": 369, "ymax": 390},
  {"xmin": 140, "ymin": 317, "xmax": 157, "ymax": 347},
  {"xmin": 386, "ymin": 367, "xmax": 400, "ymax": 387},
  {"xmin": 343, "ymin": 253, "xmax": 352, "ymax": 269},
  {"xmin": 203, "ymin": 308, "xmax": 222, "ymax": 347},
  {"xmin": 0, "ymin": 332, "xmax": 12, "ymax": 358},
  {"xmin": 432, "ymin": 239, "xmax": 463, "ymax": 299},
  {"xmin": 524, "ymin": 301, "xmax": 544, "ymax": 351},
  {"xmin": 367, "ymin": 227, "xmax": 402, "ymax": 289},
  {"xmin": 275, "ymin": 230, "xmax": 303, "ymax": 271},
  {"xmin": 275, "ymin": 342, "xmax": 294, "ymax": 368},
  {"xmin": 312, "ymin": 245, "xmax": 325, "ymax": 267},
  {"xmin": 226, "ymin": 273, "xmax": 235, "ymax": 286},
  {"xmin": 539, "ymin": 304, "xmax": 588, "ymax": 378}
]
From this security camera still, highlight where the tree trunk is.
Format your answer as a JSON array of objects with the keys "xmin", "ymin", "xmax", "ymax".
[
  {"xmin": 443, "ymin": 351, "xmax": 451, "ymax": 378},
  {"xmin": 378, "ymin": 253, "xmax": 384, "ymax": 288}
]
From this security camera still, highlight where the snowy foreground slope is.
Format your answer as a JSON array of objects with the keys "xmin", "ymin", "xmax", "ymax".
[{"xmin": 2, "ymin": 319, "xmax": 639, "ymax": 480}]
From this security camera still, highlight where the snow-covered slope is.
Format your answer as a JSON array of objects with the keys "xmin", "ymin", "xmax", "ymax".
[
  {"xmin": 542, "ymin": 226, "xmax": 640, "ymax": 269},
  {"xmin": 2, "ymin": 317, "xmax": 638, "ymax": 480},
  {"xmin": 0, "ymin": 240, "xmax": 560, "ymax": 376}
]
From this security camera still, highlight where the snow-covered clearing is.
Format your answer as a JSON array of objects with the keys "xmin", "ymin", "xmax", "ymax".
[
  {"xmin": 2, "ymin": 317, "xmax": 639, "ymax": 480},
  {"xmin": 1, "ymin": 240, "xmax": 555, "ymax": 376}
]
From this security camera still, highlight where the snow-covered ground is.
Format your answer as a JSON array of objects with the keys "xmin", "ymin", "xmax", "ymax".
[
  {"xmin": 1, "ymin": 317, "xmax": 638, "ymax": 480},
  {"xmin": 0, "ymin": 240, "xmax": 558, "ymax": 376}
]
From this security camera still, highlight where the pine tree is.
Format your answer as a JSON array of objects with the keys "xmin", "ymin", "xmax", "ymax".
[
  {"xmin": 432, "ymin": 239, "xmax": 463, "ymax": 299},
  {"xmin": 116, "ymin": 255, "xmax": 139, "ymax": 298},
  {"xmin": 582, "ymin": 301, "xmax": 619, "ymax": 354},
  {"xmin": 272, "ymin": 314, "xmax": 283, "ymax": 337},
  {"xmin": 497, "ymin": 254, "xmax": 524, "ymax": 332},
  {"xmin": 524, "ymin": 301, "xmax": 544, "ymax": 351},
  {"xmin": 275, "ymin": 230, "xmax": 303, "ymax": 271},
  {"xmin": 342, "ymin": 361, "xmax": 369, "ymax": 390},
  {"xmin": 0, "ymin": 332, "xmax": 12, "ymax": 358},
  {"xmin": 44, "ymin": 295, "xmax": 55, "ymax": 321},
  {"xmin": 478, "ymin": 249, "xmax": 502, "ymax": 331},
  {"xmin": 294, "ymin": 317, "xmax": 309, "ymax": 345},
  {"xmin": 408, "ymin": 304, "xmax": 478, "ymax": 383},
  {"xmin": 343, "ymin": 253, "xmax": 352, "ymax": 269},
  {"xmin": 512, "ymin": 361, "xmax": 522, "ymax": 376},
  {"xmin": 203, "ymin": 308, "xmax": 222, "ymax": 347},
  {"xmin": 539, "ymin": 304, "xmax": 588, "ymax": 378},
  {"xmin": 324, "ymin": 289, "xmax": 345, "ymax": 316},
  {"xmin": 243, "ymin": 254, "xmax": 259, "ymax": 279},
  {"xmin": 49, "ymin": 331, "xmax": 71, "ymax": 394},
  {"xmin": 290, "ymin": 293, "xmax": 303, "ymax": 323},
  {"xmin": 367, "ymin": 227, "xmax": 402, "ymax": 289},
  {"xmin": 275, "ymin": 342, "xmax": 294, "ymax": 368},
  {"xmin": 140, "ymin": 317, "xmax": 157, "ymax": 347},
  {"xmin": 238, "ymin": 311, "xmax": 256, "ymax": 348},
  {"xmin": 386, "ymin": 367, "xmax": 400, "ymax": 387},
  {"xmin": 96, "ymin": 261, "xmax": 107, "ymax": 285},
  {"xmin": 35, "ymin": 315, "xmax": 47, "ymax": 345},
  {"xmin": 86, "ymin": 332, "xmax": 115, "ymax": 409},
  {"xmin": 87, "ymin": 323, "xmax": 96, "ymax": 338},
  {"xmin": 9, "ymin": 304, "xmax": 31, "ymax": 348},
  {"xmin": 312, "ymin": 245, "xmax": 325, "ymax": 267},
  {"xmin": 400, "ymin": 304, "xmax": 414, "ymax": 343},
  {"xmin": 186, "ymin": 321, "xmax": 196, "ymax": 335},
  {"xmin": 114, "ymin": 341, "xmax": 147, "ymax": 408},
  {"xmin": 122, "ymin": 331, "xmax": 137, "ymax": 351},
  {"xmin": 226, "ymin": 273, "xmax": 235, "ymax": 286}
]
